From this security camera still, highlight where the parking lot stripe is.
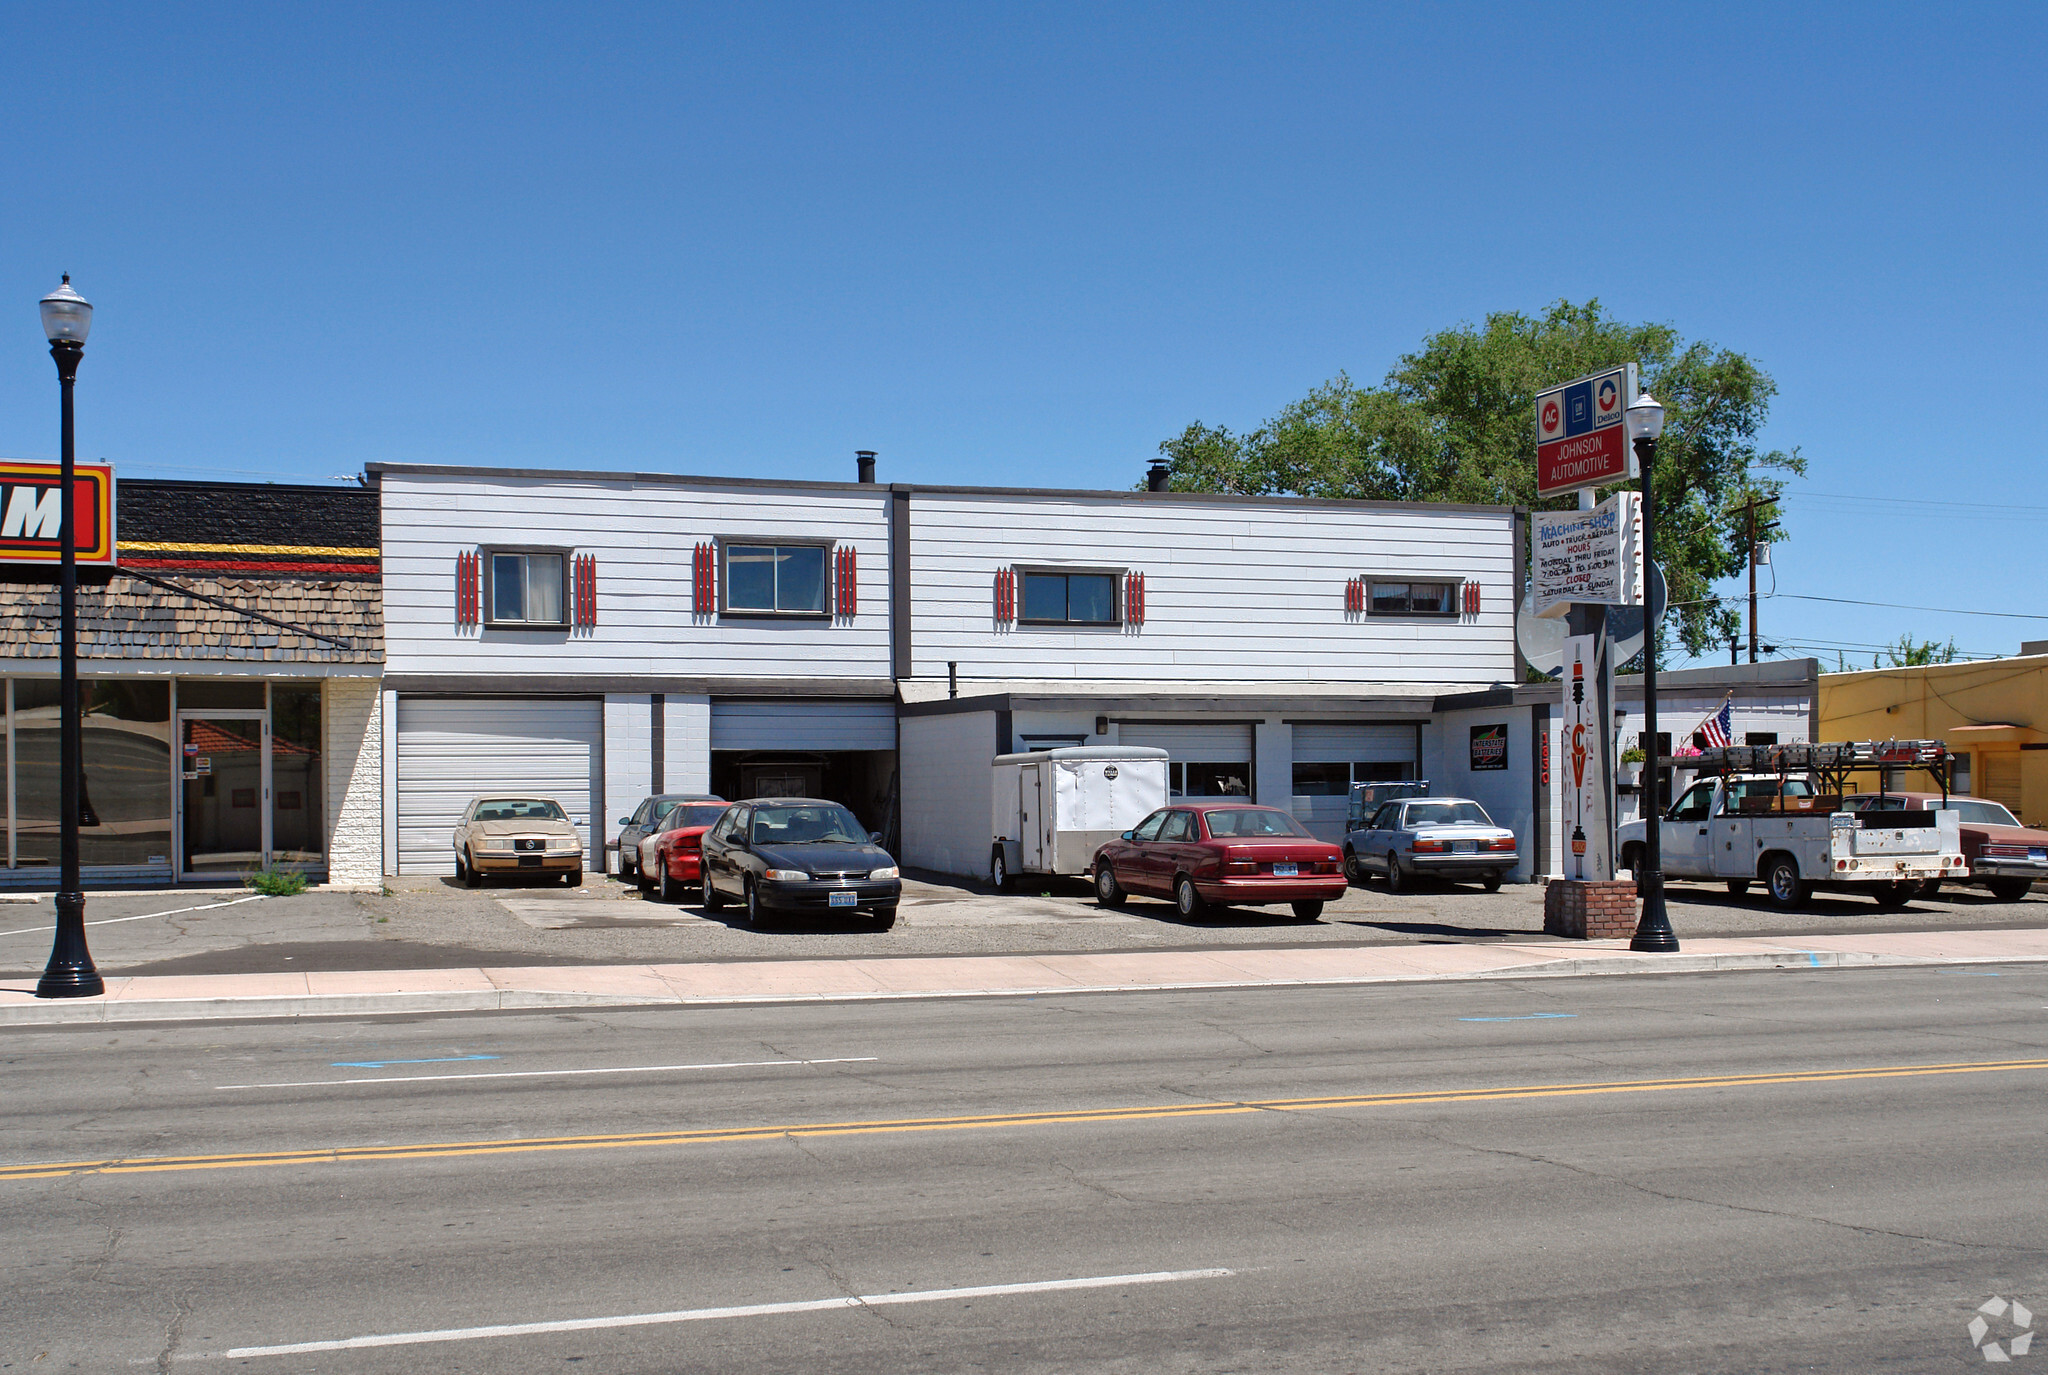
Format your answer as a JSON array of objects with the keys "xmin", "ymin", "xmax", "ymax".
[
  {"xmin": 9, "ymin": 1056, "xmax": 2045, "ymax": 1182},
  {"xmin": 0, "ymin": 894, "xmax": 264, "ymax": 940},
  {"xmin": 207, "ymin": 1268, "xmax": 1236, "ymax": 1358}
]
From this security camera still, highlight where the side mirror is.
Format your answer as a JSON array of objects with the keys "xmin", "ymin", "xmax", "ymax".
[
  {"xmin": 870, "ymin": 831, "xmax": 884, "ymax": 845},
  {"xmin": 617, "ymin": 816, "xmax": 632, "ymax": 826},
  {"xmin": 1121, "ymin": 831, "xmax": 1133, "ymax": 841}
]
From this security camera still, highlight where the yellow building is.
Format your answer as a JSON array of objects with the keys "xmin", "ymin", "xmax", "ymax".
[{"xmin": 1817, "ymin": 650, "xmax": 2048, "ymax": 826}]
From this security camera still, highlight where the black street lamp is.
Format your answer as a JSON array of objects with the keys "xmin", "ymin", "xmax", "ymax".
[
  {"xmin": 1625, "ymin": 390, "xmax": 1678, "ymax": 953},
  {"xmin": 36, "ymin": 275, "xmax": 104, "ymax": 999}
]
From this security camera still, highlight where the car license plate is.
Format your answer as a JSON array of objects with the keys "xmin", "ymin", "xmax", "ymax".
[
  {"xmin": 2033, "ymin": 848, "xmax": 2047, "ymax": 861},
  {"xmin": 1453, "ymin": 841, "xmax": 1477, "ymax": 855},
  {"xmin": 1272, "ymin": 863, "xmax": 1298, "ymax": 877},
  {"xmin": 829, "ymin": 890, "xmax": 858, "ymax": 908},
  {"xmin": 517, "ymin": 855, "xmax": 542, "ymax": 868}
]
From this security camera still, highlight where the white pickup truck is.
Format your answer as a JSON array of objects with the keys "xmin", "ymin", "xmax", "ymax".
[{"xmin": 1616, "ymin": 771, "xmax": 1967, "ymax": 910}]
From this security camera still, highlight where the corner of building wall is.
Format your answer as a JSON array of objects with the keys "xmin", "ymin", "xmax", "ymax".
[
  {"xmin": 1253, "ymin": 720, "xmax": 1292, "ymax": 808},
  {"xmin": 325, "ymin": 677, "xmax": 385, "ymax": 885},
  {"xmin": 380, "ymin": 688, "xmax": 399, "ymax": 877}
]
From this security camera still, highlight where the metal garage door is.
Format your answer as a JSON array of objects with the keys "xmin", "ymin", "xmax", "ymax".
[
  {"xmin": 396, "ymin": 698, "xmax": 603, "ymax": 874},
  {"xmin": 1118, "ymin": 723, "xmax": 1254, "ymax": 761},
  {"xmin": 1983, "ymin": 751, "xmax": 2023, "ymax": 813},
  {"xmin": 1291, "ymin": 723, "xmax": 1417, "ymax": 764},
  {"xmin": 710, "ymin": 700, "xmax": 897, "ymax": 751}
]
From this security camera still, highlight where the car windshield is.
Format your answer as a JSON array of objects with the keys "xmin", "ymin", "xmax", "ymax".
[
  {"xmin": 750, "ymin": 804, "xmax": 867, "ymax": 845},
  {"xmin": 1956, "ymin": 800, "xmax": 2021, "ymax": 826},
  {"xmin": 1203, "ymin": 808, "xmax": 1311, "ymax": 839},
  {"xmin": 1405, "ymin": 802, "xmax": 1492, "ymax": 827},
  {"xmin": 1728, "ymin": 778, "xmax": 1815, "ymax": 805},
  {"xmin": 667, "ymin": 804, "xmax": 728, "ymax": 830},
  {"xmin": 473, "ymin": 799, "xmax": 566, "ymax": 823}
]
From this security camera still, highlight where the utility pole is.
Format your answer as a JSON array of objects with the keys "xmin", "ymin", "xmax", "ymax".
[{"xmin": 1730, "ymin": 492, "xmax": 1779, "ymax": 664}]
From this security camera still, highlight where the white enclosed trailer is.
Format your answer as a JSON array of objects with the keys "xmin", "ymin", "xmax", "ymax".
[{"xmin": 989, "ymin": 746, "xmax": 1169, "ymax": 889}]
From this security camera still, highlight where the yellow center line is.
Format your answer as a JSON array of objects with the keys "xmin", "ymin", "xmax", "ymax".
[{"xmin": 5, "ymin": 1057, "xmax": 2042, "ymax": 1183}]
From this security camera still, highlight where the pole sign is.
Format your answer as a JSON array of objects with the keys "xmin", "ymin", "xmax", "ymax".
[
  {"xmin": 1536, "ymin": 364, "xmax": 1637, "ymax": 497},
  {"xmin": 1560, "ymin": 633, "xmax": 1613, "ymax": 881},
  {"xmin": 0, "ymin": 460, "xmax": 115, "ymax": 567},
  {"xmin": 1532, "ymin": 491, "xmax": 1643, "ymax": 617}
]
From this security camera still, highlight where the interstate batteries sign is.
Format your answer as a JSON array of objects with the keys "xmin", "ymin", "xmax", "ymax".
[
  {"xmin": 1536, "ymin": 364, "xmax": 1637, "ymax": 497},
  {"xmin": 0, "ymin": 461, "xmax": 115, "ymax": 566}
]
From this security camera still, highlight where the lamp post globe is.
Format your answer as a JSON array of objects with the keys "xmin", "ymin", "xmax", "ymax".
[
  {"xmin": 1624, "ymin": 388, "xmax": 1678, "ymax": 953},
  {"xmin": 35, "ymin": 274, "xmax": 104, "ymax": 999}
]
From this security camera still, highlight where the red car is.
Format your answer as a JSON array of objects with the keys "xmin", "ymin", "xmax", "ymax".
[
  {"xmin": 1844, "ymin": 792, "xmax": 2047, "ymax": 901},
  {"xmin": 638, "ymin": 800, "xmax": 736, "ymax": 902},
  {"xmin": 1090, "ymin": 802, "xmax": 1346, "ymax": 921}
]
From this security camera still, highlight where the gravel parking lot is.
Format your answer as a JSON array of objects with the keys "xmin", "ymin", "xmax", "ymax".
[{"xmin": 1, "ymin": 869, "xmax": 2041, "ymax": 978}]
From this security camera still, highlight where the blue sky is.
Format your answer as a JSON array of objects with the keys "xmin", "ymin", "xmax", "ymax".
[{"xmin": 2, "ymin": 2, "xmax": 2042, "ymax": 669}]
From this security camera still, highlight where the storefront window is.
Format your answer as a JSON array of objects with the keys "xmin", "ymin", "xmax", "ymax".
[
  {"xmin": 12, "ymin": 679, "xmax": 172, "ymax": 869},
  {"xmin": 177, "ymin": 679, "xmax": 266, "ymax": 711},
  {"xmin": 271, "ymin": 683, "xmax": 324, "ymax": 866}
]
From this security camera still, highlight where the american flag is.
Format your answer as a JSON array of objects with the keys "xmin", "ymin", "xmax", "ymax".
[{"xmin": 1694, "ymin": 698, "xmax": 1734, "ymax": 750}]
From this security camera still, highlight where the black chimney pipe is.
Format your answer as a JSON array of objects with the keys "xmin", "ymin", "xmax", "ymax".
[
  {"xmin": 1146, "ymin": 459, "xmax": 1170, "ymax": 492},
  {"xmin": 856, "ymin": 450, "xmax": 877, "ymax": 483}
]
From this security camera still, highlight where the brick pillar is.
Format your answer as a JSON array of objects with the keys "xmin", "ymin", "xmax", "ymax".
[{"xmin": 1544, "ymin": 878, "xmax": 1639, "ymax": 939}]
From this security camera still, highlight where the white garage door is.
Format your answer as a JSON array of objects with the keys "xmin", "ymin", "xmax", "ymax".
[
  {"xmin": 396, "ymin": 698, "xmax": 602, "ymax": 875},
  {"xmin": 710, "ymin": 700, "xmax": 897, "ymax": 751},
  {"xmin": 1292, "ymin": 723, "xmax": 1417, "ymax": 765},
  {"xmin": 1118, "ymin": 723, "xmax": 1254, "ymax": 761}
]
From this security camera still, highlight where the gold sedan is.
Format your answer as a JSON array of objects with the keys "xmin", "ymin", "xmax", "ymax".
[{"xmin": 453, "ymin": 796, "xmax": 585, "ymax": 886}]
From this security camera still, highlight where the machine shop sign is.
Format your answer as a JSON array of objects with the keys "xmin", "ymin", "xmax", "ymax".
[
  {"xmin": 1536, "ymin": 364, "xmax": 1637, "ymax": 497},
  {"xmin": 0, "ymin": 460, "xmax": 115, "ymax": 566},
  {"xmin": 1532, "ymin": 491, "xmax": 1642, "ymax": 617},
  {"xmin": 1469, "ymin": 724, "xmax": 1509, "ymax": 771}
]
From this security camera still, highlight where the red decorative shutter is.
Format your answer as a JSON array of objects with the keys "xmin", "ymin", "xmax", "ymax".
[
  {"xmin": 571, "ymin": 554, "xmax": 597, "ymax": 626},
  {"xmin": 1125, "ymin": 570, "xmax": 1145, "ymax": 624},
  {"xmin": 835, "ymin": 546, "xmax": 858, "ymax": 617},
  {"xmin": 995, "ymin": 567, "xmax": 1015, "ymax": 623},
  {"xmin": 1463, "ymin": 581, "xmax": 1480, "ymax": 617},
  {"xmin": 693, "ymin": 543, "xmax": 715, "ymax": 615},
  {"xmin": 456, "ymin": 551, "xmax": 479, "ymax": 625},
  {"xmin": 1344, "ymin": 576, "xmax": 1361, "ymax": 615}
]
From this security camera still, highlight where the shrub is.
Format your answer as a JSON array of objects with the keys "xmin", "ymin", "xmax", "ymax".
[{"xmin": 244, "ymin": 866, "xmax": 309, "ymax": 897}]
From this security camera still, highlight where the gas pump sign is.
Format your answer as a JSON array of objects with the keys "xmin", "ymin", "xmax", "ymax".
[{"xmin": 0, "ymin": 461, "xmax": 115, "ymax": 566}]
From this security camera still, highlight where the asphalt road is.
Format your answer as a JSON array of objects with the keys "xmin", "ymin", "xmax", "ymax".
[
  {"xmin": 1, "ymin": 871, "xmax": 2043, "ymax": 977},
  {"xmin": 4, "ymin": 964, "xmax": 2045, "ymax": 1371}
]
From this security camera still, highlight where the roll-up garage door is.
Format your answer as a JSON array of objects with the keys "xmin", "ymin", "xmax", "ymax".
[
  {"xmin": 1292, "ymin": 723, "xmax": 1417, "ymax": 765},
  {"xmin": 1119, "ymin": 723, "xmax": 1254, "ymax": 761},
  {"xmin": 1982, "ymin": 751, "xmax": 2023, "ymax": 813},
  {"xmin": 710, "ymin": 700, "xmax": 897, "ymax": 751},
  {"xmin": 396, "ymin": 698, "xmax": 602, "ymax": 874}
]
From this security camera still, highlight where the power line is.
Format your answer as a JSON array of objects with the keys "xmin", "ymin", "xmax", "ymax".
[
  {"xmin": 1784, "ymin": 489, "xmax": 2048, "ymax": 514},
  {"xmin": 1767, "ymin": 593, "xmax": 2048, "ymax": 622}
]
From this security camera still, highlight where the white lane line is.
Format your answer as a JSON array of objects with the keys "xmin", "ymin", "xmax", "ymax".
[
  {"xmin": 0, "ymin": 894, "xmax": 264, "ymax": 939},
  {"xmin": 214, "ymin": 1055, "xmax": 879, "ymax": 1090},
  {"xmin": 212, "ymin": 1268, "xmax": 1235, "ymax": 1358}
]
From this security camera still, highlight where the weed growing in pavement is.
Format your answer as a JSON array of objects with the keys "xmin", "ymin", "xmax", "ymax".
[{"xmin": 243, "ymin": 867, "xmax": 309, "ymax": 897}]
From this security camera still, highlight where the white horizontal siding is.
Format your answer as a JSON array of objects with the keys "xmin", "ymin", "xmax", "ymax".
[
  {"xmin": 709, "ymin": 700, "xmax": 898, "ymax": 751},
  {"xmin": 381, "ymin": 474, "xmax": 893, "ymax": 679},
  {"xmin": 907, "ymin": 493, "xmax": 1515, "ymax": 687}
]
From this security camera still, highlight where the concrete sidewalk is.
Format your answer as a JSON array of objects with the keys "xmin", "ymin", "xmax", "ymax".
[{"xmin": 5, "ymin": 925, "xmax": 2047, "ymax": 1025}]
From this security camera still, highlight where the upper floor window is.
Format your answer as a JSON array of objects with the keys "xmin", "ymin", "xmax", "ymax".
[
  {"xmin": 1021, "ymin": 571, "xmax": 1119, "ymax": 625},
  {"xmin": 1369, "ymin": 580, "xmax": 1458, "ymax": 618},
  {"xmin": 726, "ymin": 543, "xmax": 829, "ymax": 615},
  {"xmin": 489, "ymin": 550, "xmax": 567, "ymax": 626}
]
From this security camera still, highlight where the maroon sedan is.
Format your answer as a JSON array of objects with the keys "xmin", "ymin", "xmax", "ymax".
[
  {"xmin": 1091, "ymin": 802, "xmax": 1346, "ymax": 921},
  {"xmin": 1845, "ymin": 792, "xmax": 2047, "ymax": 901}
]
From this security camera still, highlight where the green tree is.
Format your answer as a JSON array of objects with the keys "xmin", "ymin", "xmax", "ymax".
[
  {"xmin": 1155, "ymin": 300, "xmax": 1804, "ymax": 656},
  {"xmin": 1875, "ymin": 634, "xmax": 1961, "ymax": 668}
]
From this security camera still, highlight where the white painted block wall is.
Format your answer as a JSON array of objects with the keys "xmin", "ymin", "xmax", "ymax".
[
  {"xmin": 900, "ymin": 711, "xmax": 999, "ymax": 878},
  {"xmin": 1434, "ymin": 705, "xmax": 1537, "ymax": 883},
  {"xmin": 664, "ymin": 695, "xmax": 712, "ymax": 795},
  {"xmin": 603, "ymin": 695, "xmax": 651, "ymax": 871},
  {"xmin": 325, "ymin": 677, "xmax": 384, "ymax": 886}
]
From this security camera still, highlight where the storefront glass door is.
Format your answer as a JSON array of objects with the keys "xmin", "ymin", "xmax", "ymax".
[{"xmin": 180, "ymin": 715, "xmax": 268, "ymax": 878}]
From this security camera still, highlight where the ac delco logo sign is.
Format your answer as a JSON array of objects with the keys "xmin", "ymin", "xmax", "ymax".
[{"xmin": 0, "ymin": 461, "xmax": 115, "ymax": 566}]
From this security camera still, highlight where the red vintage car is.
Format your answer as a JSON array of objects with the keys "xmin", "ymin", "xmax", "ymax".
[
  {"xmin": 638, "ymin": 800, "xmax": 737, "ymax": 903},
  {"xmin": 1844, "ymin": 792, "xmax": 2047, "ymax": 901},
  {"xmin": 1090, "ymin": 801, "xmax": 1346, "ymax": 921}
]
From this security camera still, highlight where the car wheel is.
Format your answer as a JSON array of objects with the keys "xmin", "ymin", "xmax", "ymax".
[
  {"xmin": 1916, "ymin": 879, "xmax": 1943, "ymax": 899},
  {"xmin": 1094, "ymin": 864, "xmax": 1125, "ymax": 907},
  {"xmin": 701, "ymin": 870, "xmax": 725, "ymax": 910},
  {"xmin": 659, "ymin": 861, "xmax": 682, "ymax": 903},
  {"xmin": 1174, "ymin": 873, "xmax": 1207, "ymax": 919},
  {"xmin": 1763, "ymin": 854, "xmax": 1807, "ymax": 910},
  {"xmin": 1384, "ymin": 852, "xmax": 1407, "ymax": 894},
  {"xmin": 744, "ymin": 878, "xmax": 764, "ymax": 928},
  {"xmin": 462, "ymin": 848, "xmax": 482, "ymax": 888},
  {"xmin": 635, "ymin": 857, "xmax": 654, "ymax": 893},
  {"xmin": 620, "ymin": 850, "xmax": 637, "ymax": 883},
  {"xmin": 563, "ymin": 867, "xmax": 582, "ymax": 888},
  {"xmin": 1290, "ymin": 899, "xmax": 1323, "ymax": 923},
  {"xmin": 454, "ymin": 851, "xmax": 468, "ymax": 884},
  {"xmin": 1725, "ymin": 880, "xmax": 1751, "ymax": 896},
  {"xmin": 1872, "ymin": 880, "xmax": 1914, "ymax": 909},
  {"xmin": 865, "ymin": 909, "xmax": 898, "ymax": 932},
  {"xmin": 1988, "ymin": 878, "xmax": 2035, "ymax": 902},
  {"xmin": 1481, "ymin": 874, "xmax": 1502, "ymax": 893},
  {"xmin": 990, "ymin": 847, "xmax": 1009, "ymax": 892},
  {"xmin": 1343, "ymin": 847, "xmax": 1363, "ymax": 885}
]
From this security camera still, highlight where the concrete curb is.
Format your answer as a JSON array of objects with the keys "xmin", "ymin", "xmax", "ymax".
[{"xmin": 4, "ymin": 947, "xmax": 2044, "ymax": 1026}]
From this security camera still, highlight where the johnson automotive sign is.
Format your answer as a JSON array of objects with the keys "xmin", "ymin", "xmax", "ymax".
[
  {"xmin": 1536, "ymin": 364, "xmax": 1637, "ymax": 498},
  {"xmin": 0, "ymin": 460, "xmax": 115, "ymax": 566}
]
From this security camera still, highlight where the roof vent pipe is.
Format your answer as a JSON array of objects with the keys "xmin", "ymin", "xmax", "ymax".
[
  {"xmin": 856, "ymin": 450, "xmax": 877, "ymax": 483},
  {"xmin": 1146, "ymin": 459, "xmax": 1170, "ymax": 492}
]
